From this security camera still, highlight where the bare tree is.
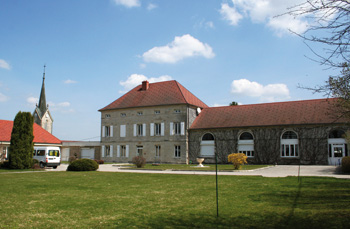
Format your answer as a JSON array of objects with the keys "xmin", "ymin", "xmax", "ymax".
[{"xmin": 286, "ymin": 0, "xmax": 350, "ymax": 68}]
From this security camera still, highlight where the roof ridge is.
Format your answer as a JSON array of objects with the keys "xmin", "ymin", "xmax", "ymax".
[
  {"xmin": 205, "ymin": 98, "xmax": 336, "ymax": 109},
  {"xmin": 174, "ymin": 81, "xmax": 188, "ymax": 104}
]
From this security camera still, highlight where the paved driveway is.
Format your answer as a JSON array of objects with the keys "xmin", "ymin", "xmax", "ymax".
[{"xmin": 52, "ymin": 164, "xmax": 350, "ymax": 179}]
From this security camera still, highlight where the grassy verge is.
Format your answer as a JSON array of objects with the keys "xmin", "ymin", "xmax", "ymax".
[{"xmin": 0, "ymin": 172, "xmax": 349, "ymax": 228}]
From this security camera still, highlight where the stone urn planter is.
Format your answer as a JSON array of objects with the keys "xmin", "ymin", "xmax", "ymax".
[{"xmin": 196, "ymin": 158, "xmax": 205, "ymax": 167}]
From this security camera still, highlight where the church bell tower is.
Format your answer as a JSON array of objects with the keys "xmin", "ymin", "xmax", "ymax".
[{"xmin": 33, "ymin": 65, "xmax": 53, "ymax": 133}]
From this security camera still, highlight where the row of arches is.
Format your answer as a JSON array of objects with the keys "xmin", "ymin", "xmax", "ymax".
[{"xmin": 199, "ymin": 130, "xmax": 348, "ymax": 164}]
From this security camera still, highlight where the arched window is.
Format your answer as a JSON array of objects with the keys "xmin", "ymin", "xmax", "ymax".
[
  {"xmin": 202, "ymin": 133, "xmax": 215, "ymax": 141},
  {"xmin": 281, "ymin": 131, "xmax": 299, "ymax": 157},
  {"xmin": 238, "ymin": 132, "xmax": 254, "ymax": 157},
  {"xmin": 200, "ymin": 133, "xmax": 215, "ymax": 157},
  {"xmin": 328, "ymin": 129, "xmax": 348, "ymax": 165},
  {"xmin": 329, "ymin": 130, "xmax": 345, "ymax": 139}
]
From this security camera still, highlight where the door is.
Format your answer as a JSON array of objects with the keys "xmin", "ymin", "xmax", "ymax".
[
  {"xmin": 81, "ymin": 148, "xmax": 95, "ymax": 159},
  {"xmin": 328, "ymin": 144, "xmax": 345, "ymax": 165}
]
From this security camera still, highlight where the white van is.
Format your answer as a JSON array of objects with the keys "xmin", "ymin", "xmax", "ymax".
[{"xmin": 33, "ymin": 147, "xmax": 61, "ymax": 169}]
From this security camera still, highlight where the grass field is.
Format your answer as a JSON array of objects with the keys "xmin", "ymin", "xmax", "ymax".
[{"xmin": 0, "ymin": 172, "xmax": 349, "ymax": 228}]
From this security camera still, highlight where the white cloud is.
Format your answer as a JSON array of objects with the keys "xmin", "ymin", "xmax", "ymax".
[
  {"xmin": 0, "ymin": 93, "xmax": 9, "ymax": 102},
  {"xmin": 219, "ymin": 3, "xmax": 243, "ymax": 26},
  {"xmin": 220, "ymin": 0, "xmax": 309, "ymax": 36},
  {"xmin": 64, "ymin": 79, "xmax": 77, "ymax": 84},
  {"xmin": 27, "ymin": 96, "xmax": 38, "ymax": 106},
  {"xmin": 231, "ymin": 79, "xmax": 290, "ymax": 102},
  {"xmin": 119, "ymin": 74, "xmax": 173, "ymax": 93},
  {"xmin": 113, "ymin": 0, "xmax": 140, "ymax": 8},
  {"xmin": 0, "ymin": 59, "xmax": 11, "ymax": 70},
  {"xmin": 147, "ymin": 3, "xmax": 157, "ymax": 10},
  {"xmin": 142, "ymin": 34, "xmax": 215, "ymax": 63}
]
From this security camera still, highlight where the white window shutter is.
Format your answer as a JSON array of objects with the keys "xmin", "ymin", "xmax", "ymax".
[
  {"xmin": 110, "ymin": 125, "xmax": 113, "ymax": 137},
  {"xmin": 170, "ymin": 122, "xmax": 173, "ymax": 136},
  {"xmin": 133, "ymin": 124, "xmax": 136, "ymax": 136},
  {"xmin": 181, "ymin": 122, "xmax": 185, "ymax": 135},
  {"xmin": 150, "ymin": 123, "xmax": 154, "ymax": 136},
  {"xmin": 143, "ymin": 123, "xmax": 146, "ymax": 136},
  {"xmin": 120, "ymin": 125, "xmax": 126, "ymax": 137},
  {"xmin": 110, "ymin": 145, "xmax": 113, "ymax": 157},
  {"xmin": 126, "ymin": 145, "xmax": 129, "ymax": 157},
  {"xmin": 102, "ymin": 145, "xmax": 105, "ymax": 157},
  {"xmin": 161, "ymin": 123, "xmax": 165, "ymax": 136},
  {"xmin": 117, "ymin": 145, "xmax": 120, "ymax": 157},
  {"xmin": 102, "ymin": 126, "xmax": 105, "ymax": 137}
]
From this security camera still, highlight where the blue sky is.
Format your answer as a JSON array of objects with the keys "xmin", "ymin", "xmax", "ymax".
[{"xmin": 0, "ymin": 0, "xmax": 337, "ymax": 141}]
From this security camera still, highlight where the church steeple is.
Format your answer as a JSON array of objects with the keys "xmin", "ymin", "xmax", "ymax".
[
  {"xmin": 33, "ymin": 65, "xmax": 53, "ymax": 134},
  {"xmin": 38, "ymin": 65, "xmax": 47, "ymax": 115}
]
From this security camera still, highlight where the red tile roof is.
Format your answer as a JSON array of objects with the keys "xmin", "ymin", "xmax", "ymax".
[
  {"xmin": 190, "ymin": 98, "xmax": 348, "ymax": 129},
  {"xmin": 0, "ymin": 120, "xmax": 61, "ymax": 144},
  {"xmin": 99, "ymin": 80, "xmax": 208, "ymax": 111}
]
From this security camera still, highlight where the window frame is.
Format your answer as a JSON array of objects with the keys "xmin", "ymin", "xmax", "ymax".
[
  {"xmin": 280, "ymin": 131, "xmax": 299, "ymax": 158},
  {"xmin": 174, "ymin": 145, "xmax": 181, "ymax": 158}
]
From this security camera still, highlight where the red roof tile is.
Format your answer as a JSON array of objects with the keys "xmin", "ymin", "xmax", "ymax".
[
  {"xmin": 99, "ymin": 80, "xmax": 208, "ymax": 111},
  {"xmin": 190, "ymin": 98, "xmax": 348, "ymax": 129},
  {"xmin": 0, "ymin": 120, "xmax": 61, "ymax": 144}
]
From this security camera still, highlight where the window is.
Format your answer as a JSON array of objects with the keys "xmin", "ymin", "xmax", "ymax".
[
  {"xmin": 48, "ymin": 150, "xmax": 60, "ymax": 157},
  {"xmin": 105, "ymin": 126, "xmax": 111, "ymax": 137},
  {"xmin": 170, "ymin": 122, "xmax": 185, "ymax": 136},
  {"xmin": 174, "ymin": 145, "xmax": 181, "ymax": 158},
  {"xmin": 137, "ymin": 124, "xmax": 143, "ymax": 136},
  {"xmin": 155, "ymin": 145, "xmax": 161, "ymax": 157},
  {"xmin": 121, "ymin": 145, "xmax": 126, "ymax": 157},
  {"xmin": 121, "ymin": 113, "xmax": 126, "ymax": 117},
  {"xmin": 137, "ymin": 112, "xmax": 143, "ymax": 116},
  {"xmin": 329, "ymin": 130, "xmax": 345, "ymax": 139},
  {"xmin": 155, "ymin": 123, "xmax": 161, "ymax": 136},
  {"xmin": 3, "ymin": 147, "xmax": 8, "ymax": 159},
  {"xmin": 105, "ymin": 145, "xmax": 111, "ymax": 157},
  {"xmin": 200, "ymin": 133, "xmax": 215, "ymax": 157},
  {"xmin": 155, "ymin": 110, "xmax": 160, "ymax": 114},
  {"xmin": 174, "ymin": 122, "xmax": 181, "ymax": 135},
  {"xmin": 103, "ymin": 126, "xmax": 113, "ymax": 137},
  {"xmin": 137, "ymin": 146, "xmax": 143, "ymax": 156},
  {"xmin": 102, "ymin": 145, "xmax": 113, "ymax": 157},
  {"xmin": 174, "ymin": 109, "xmax": 181, "ymax": 113},
  {"xmin": 281, "ymin": 131, "xmax": 299, "ymax": 157},
  {"xmin": 105, "ymin": 114, "xmax": 111, "ymax": 118},
  {"xmin": 238, "ymin": 132, "xmax": 254, "ymax": 157},
  {"xmin": 36, "ymin": 150, "xmax": 45, "ymax": 156}
]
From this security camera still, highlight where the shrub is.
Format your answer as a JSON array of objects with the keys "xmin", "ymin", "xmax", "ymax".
[
  {"xmin": 69, "ymin": 156, "xmax": 77, "ymax": 164},
  {"xmin": 132, "ymin": 156, "xmax": 146, "ymax": 168},
  {"xmin": 0, "ymin": 160, "xmax": 10, "ymax": 169},
  {"xmin": 228, "ymin": 153, "xmax": 248, "ymax": 170},
  {"xmin": 342, "ymin": 156, "xmax": 350, "ymax": 173},
  {"xmin": 94, "ymin": 159, "xmax": 104, "ymax": 164},
  {"xmin": 67, "ymin": 159, "xmax": 99, "ymax": 171}
]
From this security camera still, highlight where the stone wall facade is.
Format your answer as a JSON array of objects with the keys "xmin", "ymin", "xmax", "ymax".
[
  {"xmin": 100, "ymin": 104, "xmax": 199, "ymax": 164},
  {"xmin": 189, "ymin": 124, "xmax": 349, "ymax": 165}
]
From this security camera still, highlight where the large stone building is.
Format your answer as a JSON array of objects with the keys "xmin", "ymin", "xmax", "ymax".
[
  {"xmin": 100, "ymin": 80, "xmax": 349, "ymax": 165},
  {"xmin": 99, "ymin": 80, "xmax": 207, "ymax": 164}
]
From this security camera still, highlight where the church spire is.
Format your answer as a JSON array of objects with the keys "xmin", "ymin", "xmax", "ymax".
[{"xmin": 38, "ymin": 65, "xmax": 47, "ymax": 115}]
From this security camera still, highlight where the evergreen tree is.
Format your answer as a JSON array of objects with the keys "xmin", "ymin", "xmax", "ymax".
[{"xmin": 9, "ymin": 112, "xmax": 34, "ymax": 169}]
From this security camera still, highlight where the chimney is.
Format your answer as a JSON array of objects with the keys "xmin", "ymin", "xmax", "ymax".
[{"xmin": 142, "ymin": 80, "xmax": 149, "ymax": 91}]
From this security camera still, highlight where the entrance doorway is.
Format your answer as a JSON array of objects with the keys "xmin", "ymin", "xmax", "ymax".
[{"xmin": 329, "ymin": 144, "xmax": 345, "ymax": 165}]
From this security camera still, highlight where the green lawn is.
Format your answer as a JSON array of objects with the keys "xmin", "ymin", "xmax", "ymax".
[{"xmin": 0, "ymin": 172, "xmax": 349, "ymax": 228}]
